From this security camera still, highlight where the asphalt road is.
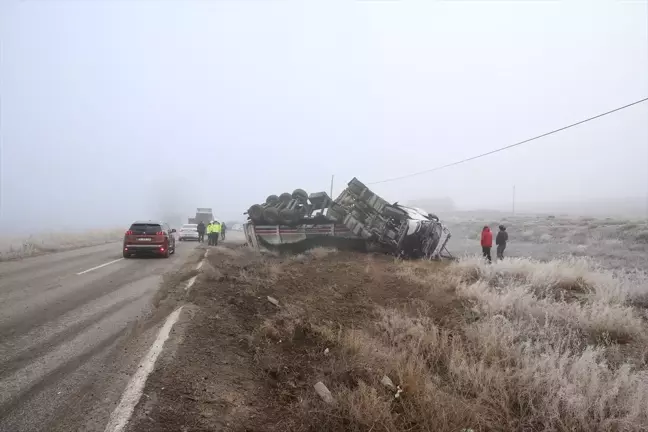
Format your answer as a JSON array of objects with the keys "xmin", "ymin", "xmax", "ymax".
[{"xmin": 0, "ymin": 238, "xmax": 203, "ymax": 432}]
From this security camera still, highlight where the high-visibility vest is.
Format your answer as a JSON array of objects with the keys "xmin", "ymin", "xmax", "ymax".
[
  {"xmin": 206, "ymin": 224, "xmax": 214, "ymax": 234},
  {"xmin": 213, "ymin": 223, "xmax": 222, "ymax": 233}
]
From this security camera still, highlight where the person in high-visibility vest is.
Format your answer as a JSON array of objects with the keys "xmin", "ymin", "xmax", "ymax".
[
  {"xmin": 212, "ymin": 221, "xmax": 222, "ymax": 246},
  {"xmin": 206, "ymin": 221, "xmax": 215, "ymax": 246}
]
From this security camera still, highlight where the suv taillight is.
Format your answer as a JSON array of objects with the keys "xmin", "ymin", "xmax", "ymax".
[
  {"xmin": 125, "ymin": 230, "xmax": 133, "ymax": 235},
  {"xmin": 156, "ymin": 231, "xmax": 164, "ymax": 235}
]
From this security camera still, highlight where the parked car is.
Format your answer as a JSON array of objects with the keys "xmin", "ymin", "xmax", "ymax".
[
  {"xmin": 123, "ymin": 220, "xmax": 176, "ymax": 258},
  {"xmin": 178, "ymin": 223, "xmax": 199, "ymax": 241}
]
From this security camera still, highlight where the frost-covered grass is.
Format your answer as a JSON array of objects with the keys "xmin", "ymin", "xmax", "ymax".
[
  {"xmin": 0, "ymin": 229, "xmax": 124, "ymax": 261},
  {"xmin": 265, "ymin": 251, "xmax": 648, "ymax": 431},
  {"xmin": 453, "ymin": 256, "xmax": 648, "ymax": 340},
  {"xmin": 445, "ymin": 215, "xmax": 648, "ymax": 270},
  {"xmin": 329, "ymin": 256, "xmax": 648, "ymax": 431},
  {"xmin": 446, "ymin": 215, "xmax": 648, "ymax": 246}
]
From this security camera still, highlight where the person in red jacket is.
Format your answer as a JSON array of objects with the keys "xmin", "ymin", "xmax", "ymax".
[{"xmin": 481, "ymin": 226, "xmax": 493, "ymax": 263}]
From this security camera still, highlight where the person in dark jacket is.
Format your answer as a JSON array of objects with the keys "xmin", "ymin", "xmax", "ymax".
[
  {"xmin": 220, "ymin": 222, "xmax": 227, "ymax": 241},
  {"xmin": 496, "ymin": 225, "xmax": 508, "ymax": 260},
  {"xmin": 481, "ymin": 226, "xmax": 493, "ymax": 263},
  {"xmin": 197, "ymin": 221, "xmax": 206, "ymax": 243}
]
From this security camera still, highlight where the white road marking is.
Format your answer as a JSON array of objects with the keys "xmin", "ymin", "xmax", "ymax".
[
  {"xmin": 76, "ymin": 258, "xmax": 124, "ymax": 275},
  {"xmin": 184, "ymin": 275, "xmax": 198, "ymax": 291},
  {"xmin": 187, "ymin": 252, "xmax": 207, "ymax": 291},
  {"xmin": 104, "ymin": 307, "xmax": 184, "ymax": 432}
]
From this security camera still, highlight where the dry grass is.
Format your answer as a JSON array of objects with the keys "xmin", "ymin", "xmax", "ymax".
[
  {"xmin": 251, "ymin": 252, "xmax": 648, "ymax": 432},
  {"xmin": 0, "ymin": 228, "xmax": 124, "ymax": 261}
]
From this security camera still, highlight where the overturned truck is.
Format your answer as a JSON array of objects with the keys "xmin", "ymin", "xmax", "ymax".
[{"xmin": 243, "ymin": 177, "xmax": 451, "ymax": 259}]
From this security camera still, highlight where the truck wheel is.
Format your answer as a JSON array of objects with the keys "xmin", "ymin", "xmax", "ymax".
[
  {"xmin": 292, "ymin": 189, "xmax": 308, "ymax": 202},
  {"xmin": 280, "ymin": 208, "xmax": 299, "ymax": 225},
  {"xmin": 279, "ymin": 193, "xmax": 292, "ymax": 204},
  {"xmin": 265, "ymin": 194, "xmax": 279, "ymax": 205},
  {"xmin": 248, "ymin": 204, "xmax": 264, "ymax": 222},
  {"xmin": 263, "ymin": 207, "xmax": 281, "ymax": 224}
]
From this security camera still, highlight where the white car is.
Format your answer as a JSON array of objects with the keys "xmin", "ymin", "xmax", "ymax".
[{"xmin": 178, "ymin": 223, "xmax": 199, "ymax": 241}]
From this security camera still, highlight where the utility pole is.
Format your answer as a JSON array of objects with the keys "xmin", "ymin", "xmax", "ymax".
[
  {"xmin": 512, "ymin": 185, "xmax": 516, "ymax": 215},
  {"xmin": 330, "ymin": 175, "xmax": 334, "ymax": 198}
]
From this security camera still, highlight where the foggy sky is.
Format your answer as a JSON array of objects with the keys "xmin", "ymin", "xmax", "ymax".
[{"xmin": 1, "ymin": 0, "xmax": 647, "ymax": 233}]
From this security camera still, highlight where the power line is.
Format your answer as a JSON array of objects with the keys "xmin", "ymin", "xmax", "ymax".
[{"xmin": 369, "ymin": 97, "xmax": 648, "ymax": 185}]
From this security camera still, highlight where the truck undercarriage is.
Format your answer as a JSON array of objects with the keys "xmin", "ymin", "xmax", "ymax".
[{"xmin": 244, "ymin": 178, "xmax": 452, "ymax": 260}]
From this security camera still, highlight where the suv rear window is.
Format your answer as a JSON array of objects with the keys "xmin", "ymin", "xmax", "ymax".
[{"xmin": 129, "ymin": 223, "xmax": 163, "ymax": 234}]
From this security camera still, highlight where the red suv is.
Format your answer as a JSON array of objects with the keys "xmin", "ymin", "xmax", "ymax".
[{"xmin": 123, "ymin": 221, "xmax": 176, "ymax": 258}]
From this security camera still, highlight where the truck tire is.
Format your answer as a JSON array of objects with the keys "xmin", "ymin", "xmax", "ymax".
[
  {"xmin": 279, "ymin": 193, "xmax": 292, "ymax": 204},
  {"xmin": 248, "ymin": 204, "xmax": 264, "ymax": 222},
  {"xmin": 265, "ymin": 195, "xmax": 279, "ymax": 205},
  {"xmin": 292, "ymin": 189, "xmax": 308, "ymax": 202},
  {"xmin": 263, "ymin": 207, "xmax": 281, "ymax": 224},
  {"xmin": 279, "ymin": 208, "xmax": 299, "ymax": 225}
]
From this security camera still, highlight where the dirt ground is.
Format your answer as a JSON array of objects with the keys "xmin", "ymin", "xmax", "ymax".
[{"xmin": 126, "ymin": 244, "xmax": 465, "ymax": 432}]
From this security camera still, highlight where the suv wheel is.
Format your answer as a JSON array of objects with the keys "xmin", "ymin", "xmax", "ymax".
[{"xmin": 123, "ymin": 251, "xmax": 131, "ymax": 259}]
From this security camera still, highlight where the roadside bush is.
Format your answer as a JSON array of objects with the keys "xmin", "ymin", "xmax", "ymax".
[{"xmin": 635, "ymin": 230, "xmax": 648, "ymax": 244}]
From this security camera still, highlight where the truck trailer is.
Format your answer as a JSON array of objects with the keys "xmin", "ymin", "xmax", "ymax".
[{"xmin": 188, "ymin": 208, "xmax": 214, "ymax": 225}]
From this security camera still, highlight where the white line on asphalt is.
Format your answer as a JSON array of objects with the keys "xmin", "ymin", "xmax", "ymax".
[
  {"xmin": 185, "ymin": 275, "xmax": 198, "ymax": 291},
  {"xmin": 196, "ymin": 260, "xmax": 204, "ymax": 270},
  {"xmin": 104, "ymin": 306, "xmax": 184, "ymax": 432},
  {"xmin": 76, "ymin": 258, "xmax": 124, "ymax": 275}
]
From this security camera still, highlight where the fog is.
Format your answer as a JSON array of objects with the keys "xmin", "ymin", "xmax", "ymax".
[{"xmin": 1, "ymin": 0, "xmax": 646, "ymax": 234}]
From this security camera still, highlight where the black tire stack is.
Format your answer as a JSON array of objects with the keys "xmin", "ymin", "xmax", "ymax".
[{"xmin": 247, "ymin": 188, "xmax": 313, "ymax": 225}]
